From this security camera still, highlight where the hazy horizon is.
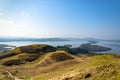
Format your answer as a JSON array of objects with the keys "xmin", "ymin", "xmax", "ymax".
[{"xmin": 0, "ymin": 0, "xmax": 120, "ymax": 40}]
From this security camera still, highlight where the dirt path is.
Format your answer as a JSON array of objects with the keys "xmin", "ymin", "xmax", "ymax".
[{"xmin": 6, "ymin": 71, "xmax": 24, "ymax": 80}]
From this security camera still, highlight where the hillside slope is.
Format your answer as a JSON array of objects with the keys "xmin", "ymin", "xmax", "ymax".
[
  {"xmin": 49, "ymin": 54, "xmax": 120, "ymax": 80},
  {"xmin": 0, "ymin": 44, "xmax": 119, "ymax": 80}
]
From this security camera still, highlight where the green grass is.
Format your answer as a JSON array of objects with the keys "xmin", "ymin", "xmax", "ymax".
[
  {"xmin": 11, "ymin": 47, "xmax": 21, "ymax": 53},
  {"xmin": 27, "ymin": 44, "xmax": 48, "ymax": 47},
  {"xmin": 0, "ymin": 48, "xmax": 120, "ymax": 80},
  {"xmin": 32, "ymin": 59, "xmax": 81, "ymax": 80},
  {"xmin": 47, "ymin": 54, "xmax": 120, "ymax": 80},
  {"xmin": 32, "ymin": 54, "xmax": 120, "ymax": 80}
]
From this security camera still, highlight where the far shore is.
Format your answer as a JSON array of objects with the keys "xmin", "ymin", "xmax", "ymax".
[{"xmin": 0, "ymin": 44, "xmax": 16, "ymax": 53}]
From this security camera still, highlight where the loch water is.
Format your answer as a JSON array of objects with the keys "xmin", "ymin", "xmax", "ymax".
[{"xmin": 0, "ymin": 40, "xmax": 120, "ymax": 54}]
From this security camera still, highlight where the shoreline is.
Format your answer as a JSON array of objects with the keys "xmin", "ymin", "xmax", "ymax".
[{"xmin": 0, "ymin": 44, "xmax": 16, "ymax": 53}]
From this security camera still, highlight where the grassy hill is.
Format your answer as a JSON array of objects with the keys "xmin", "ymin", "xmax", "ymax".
[{"xmin": 0, "ymin": 44, "xmax": 119, "ymax": 80}]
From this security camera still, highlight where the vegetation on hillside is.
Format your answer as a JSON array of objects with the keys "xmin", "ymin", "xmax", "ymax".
[
  {"xmin": 0, "ymin": 44, "xmax": 56, "ymax": 66},
  {"xmin": 56, "ymin": 46, "xmax": 89, "ymax": 54},
  {"xmin": 0, "ymin": 44, "xmax": 119, "ymax": 80}
]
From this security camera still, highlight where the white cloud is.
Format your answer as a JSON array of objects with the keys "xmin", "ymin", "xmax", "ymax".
[
  {"xmin": 0, "ymin": 12, "xmax": 15, "ymax": 26},
  {"xmin": 0, "ymin": 19, "xmax": 15, "ymax": 25},
  {"xmin": 0, "ymin": 11, "xmax": 33, "ymax": 37}
]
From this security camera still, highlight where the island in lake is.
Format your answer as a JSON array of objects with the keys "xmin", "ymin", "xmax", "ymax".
[{"xmin": 80, "ymin": 43, "xmax": 111, "ymax": 52}]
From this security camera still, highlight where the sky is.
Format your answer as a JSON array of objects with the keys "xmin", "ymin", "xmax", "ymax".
[{"xmin": 0, "ymin": 0, "xmax": 120, "ymax": 40}]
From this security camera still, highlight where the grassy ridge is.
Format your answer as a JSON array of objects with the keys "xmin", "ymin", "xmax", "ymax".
[
  {"xmin": 0, "ymin": 44, "xmax": 120, "ymax": 80},
  {"xmin": 48, "ymin": 54, "xmax": 120, "ymax": 80}
]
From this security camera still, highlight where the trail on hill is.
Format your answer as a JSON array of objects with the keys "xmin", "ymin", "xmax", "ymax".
[{"xmin": 6, "ymin": 71, "xmax": 24, "ymax": 80}]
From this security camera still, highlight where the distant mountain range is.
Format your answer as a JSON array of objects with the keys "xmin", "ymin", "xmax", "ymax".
[
  {"xmin": 0, "ymin": 38, "xmax": 70, "ymax": 42},
  {"xmin": 0, "ymin": 37, "xmax": 120, "ymax": 42},
  {"xmin": 67, "ymin": 38, "xmax": 120, "ymax": 42}
]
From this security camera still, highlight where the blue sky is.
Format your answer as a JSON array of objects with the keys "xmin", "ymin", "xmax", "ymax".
[{"xmin": 0, "ymin": 0, "xmax": 120, "ymax": 39}]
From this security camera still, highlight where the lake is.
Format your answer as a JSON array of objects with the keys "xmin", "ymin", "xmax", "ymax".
[{"xmin": 0, "ymin": 40, "xmax": 120, "ymax": 54}]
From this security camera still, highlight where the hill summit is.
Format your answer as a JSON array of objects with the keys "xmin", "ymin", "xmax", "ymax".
[{"xmin": 0, "ymin": 44, "xmax": 120, "ymax": 80}]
